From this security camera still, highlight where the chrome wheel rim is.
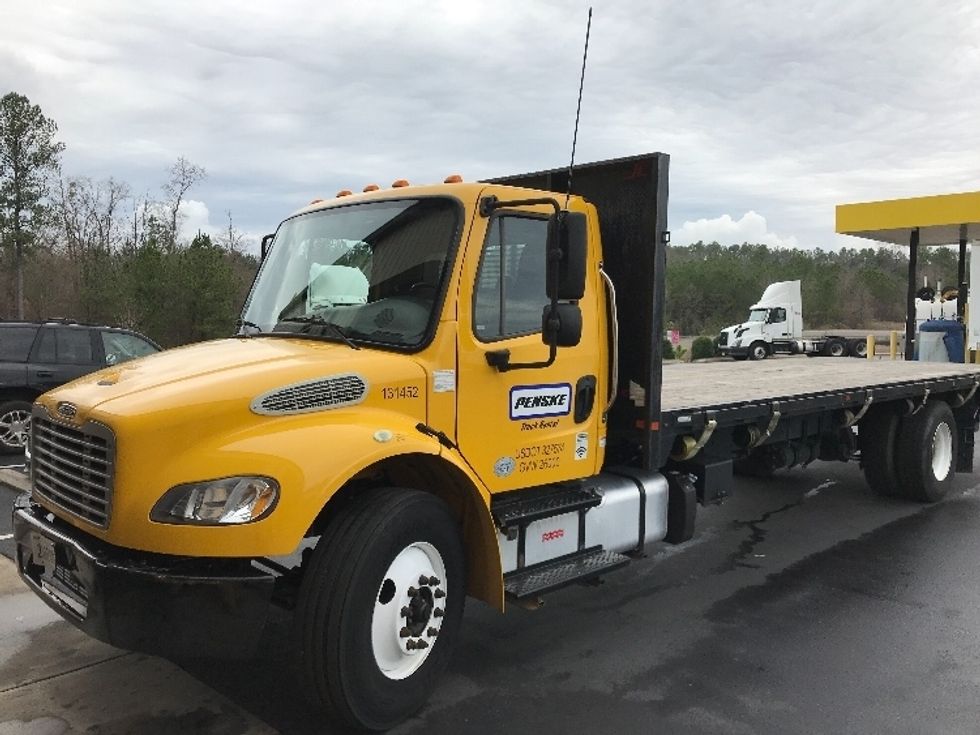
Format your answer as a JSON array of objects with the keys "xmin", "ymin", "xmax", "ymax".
[
  {"xmin": 371, "ymin": 541, "xmax": 447, "ymax": 680},
  {"xmin": 0, "ymin": 409, "xmax": 30, "ymax": 449},
  {"xmin": 932, "ymin": 422, "xmax": 953, "ymax": 481}
]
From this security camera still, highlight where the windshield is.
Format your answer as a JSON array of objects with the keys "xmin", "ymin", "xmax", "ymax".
[
  {"xmin": 243, "ymin": 198, "xmax": 460, "ymax": 349},
  {"xmin": 747, "ymin": 308, "xmax": 769, "ymax": 322}
]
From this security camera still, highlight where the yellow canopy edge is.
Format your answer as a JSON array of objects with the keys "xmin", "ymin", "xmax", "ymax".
[{"xmin": 836, "ymin": 191, "xmax": 980, "ymax": 246}]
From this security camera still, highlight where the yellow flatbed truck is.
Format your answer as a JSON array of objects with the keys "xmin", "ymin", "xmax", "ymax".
[{"xmin": 12, "ymin": 153, "xmax": 980, "ymax": 730}]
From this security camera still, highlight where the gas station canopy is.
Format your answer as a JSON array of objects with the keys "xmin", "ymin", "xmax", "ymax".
[
  {"xmin": 835, "ymin": 191, "xmax": 980, "ymax": 361},
  {"xmin": 836, "ymin": 190, "xmax": 980, "ymax": 246}
]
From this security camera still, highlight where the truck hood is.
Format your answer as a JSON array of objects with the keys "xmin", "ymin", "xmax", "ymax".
[
  {"xmin": 36, "ymin": 337, "xmax": 426, "ymax": 424},
  {"xmin": 721, "ymin": 322, "xmax": 762, "ymax": 339}
]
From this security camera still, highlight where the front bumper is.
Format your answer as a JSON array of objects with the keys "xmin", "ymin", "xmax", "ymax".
[
  {"xmin": 13, "ymin": 493, "xmax": 276, "ymax": 659},
  {"xmin": 717, "ymin": 346, "xmax": 748, "ymax": 358}
]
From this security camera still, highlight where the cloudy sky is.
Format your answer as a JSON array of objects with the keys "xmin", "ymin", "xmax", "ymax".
[{"xmin": 3, "ymin": 0, "xmax": 978, "ymax": 251}]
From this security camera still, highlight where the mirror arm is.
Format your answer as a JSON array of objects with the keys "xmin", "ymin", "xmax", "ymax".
[{"xmin": 479, "ymin": 196, "xmax": 561, "ymax": 218}]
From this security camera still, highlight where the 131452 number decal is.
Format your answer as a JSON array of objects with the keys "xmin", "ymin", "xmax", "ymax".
[{"xmin": 381, "ymin": 385, "xmax": 420, "ymax": 400}]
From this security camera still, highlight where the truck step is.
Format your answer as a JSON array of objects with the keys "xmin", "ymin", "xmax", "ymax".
[
  {"xmin": 504, "ymin": 547, "xmax": 630, "ymax": 600},
  {"xmin": 492, "ymin": 486, "xmax": 601, "ymax": 532}
]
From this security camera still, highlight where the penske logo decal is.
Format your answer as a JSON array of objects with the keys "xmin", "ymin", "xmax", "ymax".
[{"xmin": 509, "ymin": 383, "xmax": 572, "ymax": 420}]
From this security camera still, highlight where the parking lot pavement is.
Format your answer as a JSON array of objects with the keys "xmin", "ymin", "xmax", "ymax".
[
  {"xmin": 0, "ymin": 555, "xmax": 277, "ymax": 734},
  {"xmin": 3, "ymin": 464, "xmax": 980, "ymax": 734}
]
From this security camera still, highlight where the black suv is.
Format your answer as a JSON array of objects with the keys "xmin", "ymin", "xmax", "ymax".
[{"xmin": 0, "ymin": 321, "xmax": 160, "ymax": 453}]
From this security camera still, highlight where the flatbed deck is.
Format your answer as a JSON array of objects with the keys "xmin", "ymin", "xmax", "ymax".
[{"xmin": 660, "ymin": 358, "xmax": 980, "ymax": 431}]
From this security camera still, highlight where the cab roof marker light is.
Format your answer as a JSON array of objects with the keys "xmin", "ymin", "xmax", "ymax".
[
  {"xmin": 336, "ymin": 189, "xmax": 353, "ymax": 197},
  {"xmin": 391, "ymin": 179, "xmax": 410, "ymax": 188},
  {"xmin": 444, "ymin": 174, "xmax": 463, "ymax": 183},
  {"xmin": 309, "ymin": 198, "xmax": 324, "ymax": 205},
  {"xmin": 363, "ymin": 184, "xmax": 380, "ymax": 192}
]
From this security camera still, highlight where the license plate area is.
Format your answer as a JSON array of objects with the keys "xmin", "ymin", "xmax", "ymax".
[{"xmin": 27, "ymin": 531, "xmax": 89, "ymax": 619}]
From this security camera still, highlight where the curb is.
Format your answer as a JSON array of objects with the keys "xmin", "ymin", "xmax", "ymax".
[{"xmin": 0, "ymin": 467, "xmax": 29, "ymax": 493}]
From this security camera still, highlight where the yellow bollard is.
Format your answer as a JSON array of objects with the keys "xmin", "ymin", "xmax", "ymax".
[
  {"xmin": 866, "ymin": 334, "xmax": 875, "ymax": 360},
  {"xmin": 889, "ymin": 331, "xmax": 898, "ymax": 360}
]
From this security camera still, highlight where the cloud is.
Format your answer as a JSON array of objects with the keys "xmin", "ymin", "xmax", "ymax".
[
  {"xmin": 675, "ymin": 212, "xmax": 799, "ymax": 249},
  {"xmin": 2, "ymin": 1, "xmax": 980, "ymax": 250}
]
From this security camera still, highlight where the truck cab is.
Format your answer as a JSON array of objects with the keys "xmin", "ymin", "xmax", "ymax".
[{"xmin": 718, "ymin": 280, "xmax": 803, "ymax": 360}]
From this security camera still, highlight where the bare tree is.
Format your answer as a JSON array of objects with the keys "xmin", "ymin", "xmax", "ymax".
[{"xmin": 163, "ymin": 157, "xmax": 206, "ymax": 247}]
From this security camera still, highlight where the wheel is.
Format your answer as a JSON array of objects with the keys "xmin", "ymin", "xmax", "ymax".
[
  {"xmin": 823, "ymin": 338, "xmax": 846, "ymax": 357},
  {"xmin": 860, "ymin": 407, "xmax": 903, "ymax": 497},
  {"xmin": 293, "ymin": 488, "xmax": 465, "ymax": 730},
  {"xmin": 849, "ymin": 339, "xmax": 868, "ymax": 358},
  {"xmin": 896, "ymin": 401, "xmax": 957, "ymax": 502},
  {"xmin": 748, "ymin": 341, "xmax": 768, "ymax": 361},
  {"xmin": 0, "ymin": 400, "xmax": 32, "ymax": 454}
]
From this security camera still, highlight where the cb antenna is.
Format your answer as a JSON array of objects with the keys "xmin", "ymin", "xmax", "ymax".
[{"xmin": 564, "ymin": 6, "xmax": 593, "ymax": 210}]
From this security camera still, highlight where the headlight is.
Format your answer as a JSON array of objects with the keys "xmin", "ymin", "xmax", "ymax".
[{"xmin": 150, "ymin": 476, "xmax": 279, "ymax": 525}]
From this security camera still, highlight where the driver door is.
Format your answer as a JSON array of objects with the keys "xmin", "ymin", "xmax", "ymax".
[{"xmin": 456, "ymin": 206, "xmax": 605, "ymax": 493}]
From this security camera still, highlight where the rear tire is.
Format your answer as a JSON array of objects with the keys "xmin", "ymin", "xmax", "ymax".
[
  {"xmin": 0, "ymin": 400, "xmax": 32, "ymax": 455},
  {"xmin": 860, "ymin": 407, "xmax": 903, "ymax": 497},
  {"xmin": 849, "ymin": 339, "xmax": 868, "ymax": 358},
  {"xmin": 896, "ymin": 401, "xmax": 957, "ymax": 502},
  {"xmin": 823, "ymin": 338, "xmax": 846, "ymax": 358},
  {"xmin": 293, "ymin": 488, "xmax": 465, "ymax": 730}
]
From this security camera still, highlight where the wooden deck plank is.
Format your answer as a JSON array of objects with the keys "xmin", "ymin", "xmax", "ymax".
[{"xmin": 661, "ymin": 358, "xmax": 980, "ymax": 413}]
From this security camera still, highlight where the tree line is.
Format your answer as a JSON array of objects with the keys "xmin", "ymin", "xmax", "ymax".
[
  {"xmin": 2, "ymin": 92, "xmax": 961, "ymax": 349},
  {"xmin": 664, "ymin": 241, "xmax": 962, "ymax": 337},
  {"xmin": 0, "ymin": 92, "xmax": 258, "ymax": 348}
]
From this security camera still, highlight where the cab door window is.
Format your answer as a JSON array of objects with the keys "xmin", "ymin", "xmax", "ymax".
[
  {"xmin": 473, "ymin": 216, "xmax": 549, "ymax": 341},
  {"xmin": 770, "ymin": 307, "xmax": 786, "ymax": 323}
]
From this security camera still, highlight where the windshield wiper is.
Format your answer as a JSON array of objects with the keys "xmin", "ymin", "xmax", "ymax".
[
  {"xmin": 235, "ymin": 318, "xmax": 262, "ymax": 337},
  {"xmin": 276, "ymin": 316, "xmax": 360, "ymax": 350}
]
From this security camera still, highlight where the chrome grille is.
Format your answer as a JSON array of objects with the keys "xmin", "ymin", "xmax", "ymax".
[
  {"xmin": 251, "ymin": 374, "xmax": 368, "ymax": 415},
  {"xmin": 31, "ymin": 414, "xmax": 114, "ymax": 528}
]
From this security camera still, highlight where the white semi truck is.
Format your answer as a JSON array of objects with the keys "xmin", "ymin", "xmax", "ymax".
[{"xmin": 717, "ymin": 280, "xmax": 870, "ymax": 360}]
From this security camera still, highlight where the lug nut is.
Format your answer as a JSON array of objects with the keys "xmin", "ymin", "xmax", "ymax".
[
  {"xmin": 400, "ymin": 627, "xmax": 411, "ymax": 638},
  {"xmin": 427, "ymin": 627, "xmax": 439, "ymax": 637},
  {"xmin": 400, "ymin": 606, "xmax": 411, "ymax": 618},
  {"xmin": 433, "ymin": 607, "xmax": 444, "ymax": 618},
  {"xmin": 434, "ymin": 589, "xmax": 445, "ymax": 599},
  {"xmin": 415, "ymin": 639, "xmax": 429, "ymax": 649},
  {"xmin": 407, "ymin": 586, "xmax": 419, "ymax": 597},
  {"xmin": 419, "ymin": 575, "xmax": 430, "ymax": 586},
  {"xmin": 406, "ymin": 639, "xmax": 417, "ymax": 650},
  {"xmin": 428, "ymin": 576, "xmax": 441, "ymax": 586}
]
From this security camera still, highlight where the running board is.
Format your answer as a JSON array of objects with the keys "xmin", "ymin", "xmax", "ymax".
[
  {"xmin": 503, "ymin": 547, "xmax": 630, "ymax": 600},
  {"xmin": 492, "ymin": 486, "xmax": 601, "ymax": 538}
]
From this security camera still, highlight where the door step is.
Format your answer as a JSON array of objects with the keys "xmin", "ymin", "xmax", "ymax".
[
  {"xmin": 492, "ymin": 486, "xmax": 601, "ymax": 536},
  {"xmin": 504, "ymin": 546, "xmax": 630, "ymax": 600}
]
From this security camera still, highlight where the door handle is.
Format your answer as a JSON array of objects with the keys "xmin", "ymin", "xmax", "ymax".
[
  {"xmin": 575, "ymin": 375, "xmax": 598, "ymax": 423},
  {"xmin": 36, "ymin": 370, "xmax": 53, "ymax": 378}
]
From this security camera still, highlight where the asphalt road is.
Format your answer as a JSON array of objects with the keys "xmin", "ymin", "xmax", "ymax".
[{"xmin": 3, "ymin": 461, "xmax": 980, "ymax": 734}]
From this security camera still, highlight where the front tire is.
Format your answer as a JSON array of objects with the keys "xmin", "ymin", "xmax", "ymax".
[
  {"xmin": 293, "ymin": 488, "xmax": 465, "ymax": 731},
  {"xmin": 748, "ymin": 341, "xmax": 768, "ymax": 361},
  {"xmin": 896, "ymin": 401, "xmax": 957, "ymax": 502},
  {"xmin": 0, "ymin": 400, "xmax": 32, "ymax": 454}
]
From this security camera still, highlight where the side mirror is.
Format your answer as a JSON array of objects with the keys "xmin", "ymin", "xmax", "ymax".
[
  {"xmin": 260, "ymin": 233, "xmax": 275, "ymax": 261},
  {"xmin": 546, "ymin": 211, "xmax": 587, "ymax": 300},
  {"xmin": 542, "ymin": 303, "xmax": 582, "ymax": 348}
]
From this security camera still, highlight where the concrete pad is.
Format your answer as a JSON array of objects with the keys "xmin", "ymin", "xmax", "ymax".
[
  {"xmin": 0, "ymin": 557, "xmax": 277, "ymax": 734},
  {"xmin": 0, "ymin": 468, "xmax": 29, "ymax": 494}
]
